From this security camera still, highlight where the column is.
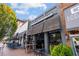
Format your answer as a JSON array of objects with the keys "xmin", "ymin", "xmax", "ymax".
[
  {"xmin": 21, "ymin": 35, "xmax": 24, "ymax": 48},
  {"xmin": 32, "ymin": 35, "xmax": 36, "ymax": 50},
  {"xmin": 61, "ymin": 30, "xmax": 66, "ymax": 45},
  {"xmin": 44, "ymin": 32, "xmax": 48, "ymax": 54}
]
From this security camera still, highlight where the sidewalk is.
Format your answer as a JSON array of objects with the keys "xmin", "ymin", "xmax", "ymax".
[{"xmin": 0, "ymin": 44, "xmax": 35, "ymax": 56}]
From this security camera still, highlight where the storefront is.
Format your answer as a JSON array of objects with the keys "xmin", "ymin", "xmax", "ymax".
[
  {"xmin": 60, "ymin": 3, "xmax": 79, "ymax": 56},
  {"xmin": 27, "ymin": 6, "xmax": 66, "ymax": 55},
  {"xmin": 26, "ymin": 3, "xmax": 79, "ymax": 56}
]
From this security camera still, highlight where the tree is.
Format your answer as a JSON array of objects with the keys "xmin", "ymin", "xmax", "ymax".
[{"xmin": 0, "ymin": 4, "xmax": 17, "ymax": 40}]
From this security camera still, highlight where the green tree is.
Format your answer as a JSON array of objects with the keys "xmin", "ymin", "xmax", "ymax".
[{"xmin": 0, "ymin": 4, "xmax": 17, "ymax": 40}]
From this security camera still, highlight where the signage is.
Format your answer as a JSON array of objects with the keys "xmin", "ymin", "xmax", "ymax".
[
  {"xmin": 64, "ymin": 4, "xmax": 79, "ymax": 29},
  {"xmin": 71, "ymin": 5, "xmax": 79, "ymax": 14}
]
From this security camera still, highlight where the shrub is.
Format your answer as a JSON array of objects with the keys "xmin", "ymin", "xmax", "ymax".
[{"xmin": 50, "ymin": 44, "xmax": 73, "ymax": 56}]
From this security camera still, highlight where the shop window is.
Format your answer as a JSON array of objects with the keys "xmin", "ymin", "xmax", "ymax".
[
  {"xmin": 35, "ymin": 33, "xmax": 44, "ymax": 50},
  {"xmin": 48, "ymin": 31, "xmax": 62, "ymax": 53},
  {"xmin": 48, "ymin": 31, "xmax": 61, "ymax": 45}
]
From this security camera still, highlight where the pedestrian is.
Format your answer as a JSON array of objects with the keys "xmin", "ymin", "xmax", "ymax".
[
  {"xmin": 0, "ymin": 41, "xmax": 4, "ymax": 55},
  {"xmin": 2, "ymin": 40, "xmax": 6, "ymax": 47},
  {"xmin": 13, "ymin": 40, "xmax": 16, "ymax": 48}
]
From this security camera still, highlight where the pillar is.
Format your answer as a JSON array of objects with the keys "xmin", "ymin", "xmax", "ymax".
[
  {"xmin": 61, "ymin": 30, "xmax": 66, "ymax": 45},
  {"xmin": 32, "ymin": 35, "xmax": 36, "ymax": 50},
  {"xmin": 21, "ymin": 35, "xmax": 24, "ymax": 48},
  {"xmin": 44, "ymin": 32, "xmax": 49, "ymax": 54}
]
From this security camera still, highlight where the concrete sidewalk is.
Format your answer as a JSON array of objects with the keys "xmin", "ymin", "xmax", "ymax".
[{"xmin": 0, "ymin": 44, "xmax": 35, "ymax": 56}]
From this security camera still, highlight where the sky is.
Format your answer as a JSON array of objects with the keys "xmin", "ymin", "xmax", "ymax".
[{"xmin": 7, "ymin": 3, "xmax": 56, "ymax": 21}]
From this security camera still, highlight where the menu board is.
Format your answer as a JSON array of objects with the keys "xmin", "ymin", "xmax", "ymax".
[{"xmin": 64, "ymin": 4, "xmax": 79, "ymax": 30}]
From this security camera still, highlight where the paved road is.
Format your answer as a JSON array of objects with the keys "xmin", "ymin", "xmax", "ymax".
[{"xmin": 0, "ymin": 44, "xmax": 35, "ymax": 56}]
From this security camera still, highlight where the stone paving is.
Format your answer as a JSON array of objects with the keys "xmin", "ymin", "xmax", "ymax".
[{"xmin": 0, "ymin": 44, "xmax": 35, "ymax": 56}]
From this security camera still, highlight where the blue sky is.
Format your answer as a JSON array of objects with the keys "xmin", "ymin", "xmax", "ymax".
[{"xmin": 7, "ymin": 3, "xmax": 56, "ymax": 21}]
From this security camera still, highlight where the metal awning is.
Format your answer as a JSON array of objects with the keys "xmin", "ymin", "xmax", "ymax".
[
  {"xmin": 32, "ymin": 21, "xmax": 44, "ymax": 35},
  {"xmin": 43, "ymin": 15, "xmax": 61, "ymax": 32},
  {"xmin": 27, "ymin": 14, "xmax": 61, "ymax": 35}
]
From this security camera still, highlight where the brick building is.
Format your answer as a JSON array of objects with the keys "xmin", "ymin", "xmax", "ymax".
[{"xmin": 60, "ymin": 3, "xmax": 79, "ymax": 55}]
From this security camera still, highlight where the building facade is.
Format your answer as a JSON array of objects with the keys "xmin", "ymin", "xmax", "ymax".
[
  {"xmin": 14, "ymin": 19, "xmax": 29, "ymax": 48},
  {"xmin": 27, "ymin": 5, "xmax": 66, "ymax": 55},
  {"xmin": 60, "ymin": 3, "xmax": 79, "ymax": 56},
  {"xmin": 27, "ymin": 3, "xmax": 79, "ymax": 55}
]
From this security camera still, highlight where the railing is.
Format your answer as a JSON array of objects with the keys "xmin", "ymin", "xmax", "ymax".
[{"xmin": 31, "ymin": 6, "xmax": 58, "ymax": 26}]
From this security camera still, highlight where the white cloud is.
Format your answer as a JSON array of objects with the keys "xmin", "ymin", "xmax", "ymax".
[
  {"xmin": 10, "ymin": 3, "xmax": 47, "ymax": 10},
  {"xmin": 15, "ymin": 10, "xmax": 26, "ymax": 14},
  {"xmin": 10, "ymin": 3, "xmax": 48, "ymax": 20},
  {"xmin": 24, "ymin": 3, "xmax": 47, "ymax": 10},
  {"xmin": 28, "ymin": 15, "xmax": 37, "ymax": 20}
]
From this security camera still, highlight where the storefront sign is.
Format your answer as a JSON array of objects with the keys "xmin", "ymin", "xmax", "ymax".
[
  {"xmin": 71, "ymin": 5, "xmax": 79, "ymax": 14},
  {"xmin": 64, "ymin": 4, "xmax": 79, "ymax": 30}
]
